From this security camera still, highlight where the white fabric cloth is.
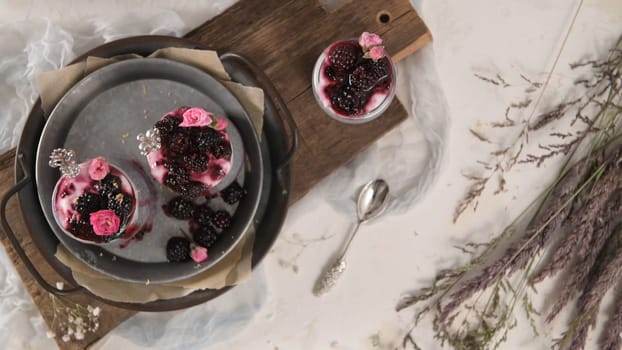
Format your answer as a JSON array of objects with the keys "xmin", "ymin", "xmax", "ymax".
[{"xmin": 1, "ymin": 0, "xmax": 621, "ymax": 349}]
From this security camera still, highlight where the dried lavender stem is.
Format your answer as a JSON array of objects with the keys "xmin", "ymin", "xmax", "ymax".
[
  {"xmin": 531, "ymin": 158, "xmax": 617, "ymax": 282},
  {"xmin": 601, "ymin": 287, "xmax": 622, "ymax": 350},
  {"xmin": 546, "ymin": 189, "xmax": 622, "ymax": 321},
  {"xmin": 439, "ymin": 159, "xmax": 595, "ymax": 321}
]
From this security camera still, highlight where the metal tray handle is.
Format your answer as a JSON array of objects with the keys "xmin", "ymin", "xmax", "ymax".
[
  {"xmin": 219, "ymin": 52, "xmax": 299, "ymax": 193},
  {"xmin": 0, "ymin": 154, "xmax": 83, "ymax": 296}
]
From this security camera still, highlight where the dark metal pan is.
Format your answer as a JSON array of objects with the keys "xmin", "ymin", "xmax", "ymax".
[
  {"xmin": 35, "ymin": 57, "xmax": 263, "ymax": 284},
  {"xmin": 0, "ymin": 36, "xmax": 298, "ymax": 310}
]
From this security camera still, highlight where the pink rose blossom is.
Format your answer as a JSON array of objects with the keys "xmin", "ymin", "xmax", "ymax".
[
  {"xmin": 88, "ymin": 157, "xmax": 110, "ymax": 181},
  {"xmin": 191, "ymin": 244, "xmax": 208, "ymax": 263},
  {"xmin": 359, "ymin": 32, "xmax": 383, "ymax": 50},
  {"xmin": 368, "ymin": 46, "xmax": 386, "ymax": 61},
  {"xmin": 213, "ymin": 117, "xmax": 228, "ymax": 131},
  {"xmin": 179, "ymin": 107, "xmax": 214, "ymax": 127},
  {"xmin": 89, "ymin": 209, "xmax": 121, "ymax": 236}
]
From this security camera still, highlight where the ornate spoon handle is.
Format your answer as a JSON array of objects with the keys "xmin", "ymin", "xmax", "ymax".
[
  {"xmin": 313, "ymin": 221, "xmax": 361, "ymax": 296},
  {"xmin": 313, "ymin": 257, "xmax": 347, "ymax": 296}
]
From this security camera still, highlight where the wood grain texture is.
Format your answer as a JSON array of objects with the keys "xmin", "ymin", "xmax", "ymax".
[
  {"xmin": 0, "ymin": 1, "xmax": 430, "ymax": 348},
  {"xmin": 187, "ymin": 0, "xmax": 430, "ymax": 202}
]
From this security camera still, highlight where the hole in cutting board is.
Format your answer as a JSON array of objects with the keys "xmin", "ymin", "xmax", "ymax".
[
  {"xmin": 316, "ymin": 0, "xmax": 351, "ymax": 12},
  {"xmin": 377, "ymin": 10, "xmax": 392, "ymax": 24}
]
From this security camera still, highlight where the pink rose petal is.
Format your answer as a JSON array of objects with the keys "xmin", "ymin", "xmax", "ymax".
[
  {"xmin": 359, "ymin": 32, "xmax": 383, "ymax": 51},
  {"xmin": 89, "ymin": 209, "xmax": 121, "ymax": 236},
  {"xmin": 179, "ymin": 107, "xmax": 214, "ymax": 127},
  {"xmin": 191, "ymin": 244, "xmax": 208, "ymax": 263},
  {"xmin": 88, "ymin": 157, "xmax": 110, "ymax": 181},
  {"xmin": 369, "ymin": 46, "xmax": 386, "ymax": 61},
  {"xmin": 213, "ymin": 117, "xmax": 228, "ymax": 131}
]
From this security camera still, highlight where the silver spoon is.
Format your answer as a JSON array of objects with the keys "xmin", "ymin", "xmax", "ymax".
[{"xmin": 313, "ymin": 179, "xmax": 390, "ymax": 296}]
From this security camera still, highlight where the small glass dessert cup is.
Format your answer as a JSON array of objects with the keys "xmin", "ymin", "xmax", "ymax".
[
  {"xmin": 137, "ymin": 106, "xmax": 244, "ymax": 199},
  {"xmin": 49, "ymin": 150, "xmax": 136, "ymax": 245},
  {"xmin": 312, "ymin": 32, "xmax": 397, "ymax": 124}
]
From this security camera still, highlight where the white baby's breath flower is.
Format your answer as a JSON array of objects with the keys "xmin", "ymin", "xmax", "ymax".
[
  {"xmin": 55, "ymin": 282, "xmax": 64, "ymax": 290},
  {"xmin": 74, "ymin": 331, "xmax": 84, "ymax": 340},
  {"xmin": 92, "ymin": 307, "xmax": 101, "ymax": 317},
  {"xmin": 61, "ymin": 335, "xmax": 70, "ymax": 342},
  {"xmin": 67, "ymin": 327, "xmax": 74, "ymax": 335},
  {"xmin": 68, "ymin": 315, "xmax": 74, "ymax": 323}
]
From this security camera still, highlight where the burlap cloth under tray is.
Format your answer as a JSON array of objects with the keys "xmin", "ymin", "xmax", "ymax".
[{"xmin": 35, "ymin": 47, "xmax": 264, "ymax": 303}]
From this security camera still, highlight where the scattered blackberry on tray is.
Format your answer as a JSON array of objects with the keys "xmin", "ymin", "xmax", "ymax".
[
  {"xmin": 166, "ymin": 237, "xmax": 191, "ymax": 262},
  {"xmin": 166, "ymin": 196, "xmax": 195, "ymax": 220},
  {"xmin": 220, "ymin": 182, "xmax": 245, "ymax": 205},
  {"xmin": 192, "ymin": 224, "xmax": 219, "ymax": 248},
  {"xmin": 179, "ymin": 181, "xmax": 208, "ymax": 199},
  {"xmin": 193, "ymin": 204, "xmax": 214, "ymax": 227},
  {"xmin": 212, "ymin": 210, "xmax": 232, "ymax": 230},
  {"xmin": 74, "ymin": 193, "xmax": 102, "ymax": 217}
]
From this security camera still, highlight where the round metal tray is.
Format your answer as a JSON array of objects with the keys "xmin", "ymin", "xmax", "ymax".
[
  {"xmin": 36, "ymin": 57, "xmax": 263, "ymax": 284},
  {"xmin": 1, "ymin": 36, "xmax": 297, "ymax": 311}
]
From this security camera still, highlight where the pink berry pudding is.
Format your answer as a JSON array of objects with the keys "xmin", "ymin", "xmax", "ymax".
[
  {"xmin": 312, "ymin": 32, "xmax": 396, "ymax": 124},
  {"xmin": 146, "ymin": 106, "xmax": 234, "ymax": 198},
  {"xmin": 53, "ymin": 157, "xmax": 136, "ymax": 244}
]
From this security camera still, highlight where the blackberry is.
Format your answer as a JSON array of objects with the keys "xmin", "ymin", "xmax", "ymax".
[
  {"xmin": 193, "ymin": 204, "xmax": 214, "ymax": 227},
  {"xmin": 324, "ymin": 65, "xmax": 345, "ymax": 82},
  {"xmin": 179, "ymin": 181, "xmax": 207, "ymax": 199},
  {"xmin": 155, "ymin": 116, "xmax": 181, "ymax": 140},
  {"xmin": 166, "ymin": 132, "xmax": 191, "ymax": 154},
  {"xmin": 166, "ymin": 196, "xmax": 195, "ymax": 220},
  {"xmin": 330, "ymin": 84, "xmax": 367, "ymax": 115},
  {"xmin": 210, "ymin": 140, "xmax": 231, "ymax": 159},
  {"xmin": 99, "ymin": 174, "xmax": 122, "ymax": 199},
  {"xmin": 107, "ymin": 193, "xmax": 132, "ymax": 219},
  {"xmin": 74, "ymin": 193, "xmax": 102, "ymax": 216},
  {"xmin": 69, "ymin": 218, "xmax": 113, "ymax": 243},
  {"xmin": 192, "ymin": 127, "xmax": 221, "ymax": 152},
  {"xmin": 220, "ymin": 182, "xmax": 245, "ymax": 205},
  {"xmin": 370, "ymin": 58, "xmax": 390, "ymax": 78},
  {"xmin": 349, "ymin": 59, "xmax": 390, "ymax": 91},
  {"xmin": 328, "ymin": 43, "xmax": 361, "ymax": 71},
  {"xmin": 212, "ymin": 210, "xmax": 231, "ymax": 230},
  {"xmin": 183, "ymin": 153, "xmax": 209, "ymax": 172},
  {"xmin": 166, "ymin": 237, "xmax": 191, "ymax": 262},
  {"xmin": 192, "ymin": 224, "xmax": 219, "ymax": 248}
]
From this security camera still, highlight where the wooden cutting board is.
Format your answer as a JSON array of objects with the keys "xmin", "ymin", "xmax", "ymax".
[{"xmin": 0, "ymin": 1, "xmax": 430, "ymax": 348}]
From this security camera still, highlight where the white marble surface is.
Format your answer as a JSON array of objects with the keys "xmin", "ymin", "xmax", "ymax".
[{"xmin": 1, "ymin": 0, "xmax": 622, "ymax": 349}]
